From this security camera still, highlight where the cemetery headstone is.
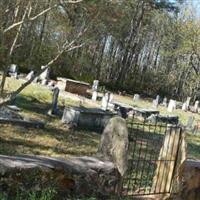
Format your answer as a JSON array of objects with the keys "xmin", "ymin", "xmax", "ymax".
[
  {"xmin": 167, "ymin": 99, "xmax": 176, "ymax": 112},
  {"xmin": 133, "ymin": 94, "xmax": 140, "ymax": 101},
  {"xmin": 39, "ymin": 66, "xmax": 50, "ymax": 82},
  {"xmin": 97, "ymin": 116, "xmax": 129, "ymax": 176},
  {"xmin": 92, "ymin": 91, "xmax": 98, "ymax": 101},
  {"xmin": 26, "ymin": 71, "xmax": 34, "ymax": 81},
  {"xmin": 109, "ymin": 93, "xmax": 114, "ymax": 103},
  {"xmin": 50, "ymin": 87, "xmax": 60, "ymax": 115},
  {"xmin": 194, "ymin": 101, "xmax": 199, "ymax": 113},
  {"xmin": 186, "ymin": 97, "xmax": 191, "ymax": 109},
  {"xmin": 163, "ymin": 97, "xmax": 168, "ymax": 107},
  {"xmin": 152, "ymin": 95, "xmax": 160, "ymax": 109},
  {"xmin": 92, "ymin": 80, "xmax": 99, "ymax": 101},
  {"xmin": 92, "ymin": 80, "xmax": 99, "ymax": 91},
  {"xmin": 101, "ymin": 93, "xmax": 110, "ymax": 111},
  {"xmin": 186, "ymin": 116, "xmax": 194, "ymax": 130},
  {"xmin": 41, "ymin": 79, "xmax": 48, "ymax": 85},
  {"xmin": 182, "ymin": 103, "xmax": 187, "ymax": 111},
  {"xmin": 9, "ymin": 64, "xmax": 18, "ymax": 78}
]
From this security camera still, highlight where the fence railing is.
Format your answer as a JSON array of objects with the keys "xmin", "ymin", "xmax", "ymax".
[{"xmin": 122, "ymin": 121, "xmax": 183, "ymax": 197}]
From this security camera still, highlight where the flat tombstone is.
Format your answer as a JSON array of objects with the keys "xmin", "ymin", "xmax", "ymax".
[
  {"xmin": 194, "ymin": 101, "xmax": 199, "ymax": 113},
  {"xmin": 133, "ymin": 94, "xmax": 140, "ymax": 101},
  {"xmin": 167, "ymin": 99, "xmax": 176, "ymax": 112},
  {"xmin": 97, "ymin": 117, "xmax": 129, "ymax": 176}
]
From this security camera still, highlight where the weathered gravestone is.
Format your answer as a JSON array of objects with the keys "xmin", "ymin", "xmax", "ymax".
[
  {"xmin": 186, "ymin": 116, "xmax": 194, "ymax": 130},
  {"xmin": 40, "ymin": 66, "xmax": 50, "ymax": 80},
  {"xmin": 101, "ymin": 93, "xmax": 110, "ymax": 111},
  {"xmin": 133, "ymin": 94, "xmax": 140, "ymax": 101},
  {"xmin": 193, "ymin": 100, "xmax": 199, "ymax": 113},
  {"xmin": 26, "ymin": 70, "xmax": 34, "ymax": 81},
  {"xmin": 48, "ymin": 87, "xmax": 60, "ymax": 115},
  {"xmin": 152, "ymin": 95, "xmax": 160, "ymax": 109},
  {"xmin": 162, "ymin": 97, "xmax": 168, "ymax": 107},
  {"xmin": 182, "ymin": 102, "xmax": 187, "ymax": 111},
  {"xmin": 168, "ymin": 99, "xmax": 176, "ymax": 112},
  {"xmin": 8, "ymin": 64, "xmax": 18, "ymax": 78},
  {"xmin": 186, "ymin": 97, "xmax": 191, "ymax": 110},
  {"xmin": 62, "ymin": 106, "xmax": 115, "ymax": 132},
  {"xmin": 97, "ymin": 116, "xmax": 129, "ymax": 176},
  {"xmin": 92, "ymin": 80, "xmax": 99, "ymax": 101}
]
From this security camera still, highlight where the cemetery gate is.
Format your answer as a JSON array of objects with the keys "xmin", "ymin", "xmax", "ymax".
[{"xmin": 122, "ymin": 121, "xmax": 183, "ymax": 197}]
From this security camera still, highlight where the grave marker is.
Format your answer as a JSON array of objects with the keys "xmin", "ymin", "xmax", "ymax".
[
  {"xmin": 182, "ymin": 103, "xmax": 187, "ymax": 111},
  {"xmin": 8, "ymin": 64, "xmax": 18, "ymax": 78},
  {"xmin": 101, "ymin": 93, "xmax": 110, "ymax": 111},
  {"xmin": 186, "ymin": 97, "xmax": 191, "ymax": 110},
  {"xmin": 194, "ymin": 101, "xmax": 199, "ymax": 113},
  {"xmin": 133, "ymin": 94, "xmax": 140, "ymax": 101},
  {"xmin": 186, "ymin": 116, "xmax": 194, "ymax": 130},
  {"xmin": 92, "ymin": 80, "xmax": 99, "ymax": 101},
  {"xmin": 26, "ymin": 71, "xmax": 34, "ymax": 81},
  {"xmin": 49, "ymin": 87, "xmax": 60, "ymax": 115},
  {"xmin": 167, "ymin": 99, "xmax": 176, "ymax": 112},
  {"xmin": 152, "ymin": 95, "xmax": 160, "ymax": 109},
  {"xmin": 163, "ymin": 97, "xmax": 168, "ymax": 107},
  {"xmin": 39, "ymin": 66, "xmax": 49, "ymax": 81}
]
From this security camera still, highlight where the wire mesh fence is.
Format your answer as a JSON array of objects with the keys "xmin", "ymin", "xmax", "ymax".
[{"xmin": 122, "ymin": 120, "xmax": 183, "ymax": 197}]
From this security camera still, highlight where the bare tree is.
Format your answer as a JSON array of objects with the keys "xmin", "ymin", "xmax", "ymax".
[{"xmin": 0, "ymin": 0, "xmax": 84, "ymax": 106}]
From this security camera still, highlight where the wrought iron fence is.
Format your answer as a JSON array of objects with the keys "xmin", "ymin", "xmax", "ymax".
[{"xmin": 122, "ymin": 120, "xmax": 183, "ymax": 197}]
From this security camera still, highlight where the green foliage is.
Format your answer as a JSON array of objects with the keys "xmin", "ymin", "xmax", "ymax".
[{"xmin": 0, "ymin": 188, "xmax": 56, "ymax": 200}]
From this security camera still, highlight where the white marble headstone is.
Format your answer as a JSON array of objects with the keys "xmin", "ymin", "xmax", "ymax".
[
  {"xmin": 182, "ymin": 103, "xmax": 187, "ymax": 111},
  {"xmin": 101, "ymin": 95, "xmax": 108, "ymax": 111},
  {"xmin": 26, "ymin": 71, "xmax": 34, "ymax": 81},
  {"xmin": 133, "ymin": 94, "xmax": 140, "ymax": 101},
  {"xmin": 194, "ymin": 101, "xmax": 199, "ymax": 113},
  {"xmin": 92, "ymin": 91, "xmax": 98, "ymax": 101},
  {"xmin": 40, "ymin": 66, "xmax": 50, "ymax": 80},
  {"xmin": 167, "ymin": 99, "xmax": 176, "ymax": 112}
]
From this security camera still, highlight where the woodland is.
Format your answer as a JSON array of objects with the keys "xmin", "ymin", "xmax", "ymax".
[{"xmin": 0, "ymin": 0, "xmax": 200, "ymax": 103}]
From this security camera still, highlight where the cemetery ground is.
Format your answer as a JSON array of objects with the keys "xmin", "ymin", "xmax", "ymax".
[{"xmin": 0, "ymin": 77, "xmax": 200, "ymax": 161}]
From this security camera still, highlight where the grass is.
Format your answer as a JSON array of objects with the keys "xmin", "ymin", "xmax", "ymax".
[
  {"xmin": 114, "ymin": 93, "xmax": 200, "ymax": 160},
  {"xmin": 0, "ymin": 77, "xmax": 199, "ymax": 199},
  {"xmin": 1, "ymin": 77, "xmax": 200, "ymax": 161},
  {"xmin": 0, "ymin": 77, "xmax": 100, "ymax": 158}
]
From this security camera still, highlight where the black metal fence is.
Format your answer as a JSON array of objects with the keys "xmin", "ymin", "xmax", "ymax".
[{"xmin": 122, "ymin": 120, "xmax": 183, "ymax": 197}]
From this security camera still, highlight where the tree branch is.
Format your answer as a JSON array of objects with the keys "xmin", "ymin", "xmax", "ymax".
[
  {"xmin": 0, "ymin": 41, "xmax": 85, "ymax": 106},
  {"xmin": 3, "ymin": 0, "xmax": 84, "ymax": 33},
  {"xmin": 3, "ymin": 4, "xmax": 58, "ymax": 33}
]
